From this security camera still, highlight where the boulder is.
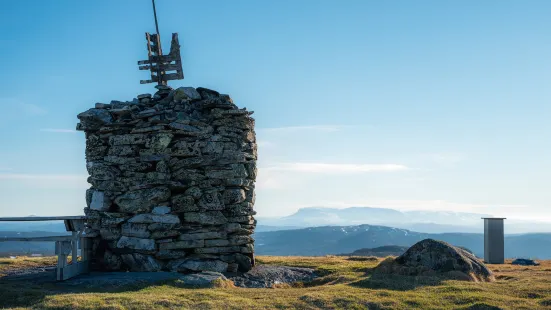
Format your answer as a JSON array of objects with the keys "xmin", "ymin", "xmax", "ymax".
[
  {"xmin": 512, "ymin": 258, "xmax": 540, "ymax": 266},
  {"xmin": 372, "ymin": 239, "xmax": 494, "ymax": 282}
]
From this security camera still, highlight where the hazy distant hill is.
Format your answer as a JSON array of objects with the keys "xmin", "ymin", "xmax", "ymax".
[
  {"xmin": 254, "ymin": 224, "xmax": 551, "ymax": 259},
  {"xmin": 0, "ymin": 231, "xmax": 69, "ymax": 256},
  {"xmin": 339, "ymin": 245, "xmax": 409, "ymax": 257},
  {"xmin": 257, "ymin": 206, "xmax": 551, "ymax": 234}
]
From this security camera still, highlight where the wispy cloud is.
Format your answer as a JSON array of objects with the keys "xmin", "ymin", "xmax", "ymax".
[
  {"xmin": 40, "ymin": 128, "xmax": 77, "ymax": 133},
  {"xmin": 259, "ymin": 125, "xmax": 342, "ymax": 133},
  {"xmin": 0, "ymin": 99, "xmax": 47, "ymax": 118},
  {"xmin": 0, "ymin": 174, "xmax": 86, "ymax": 181},
  {"xmin": 0, "ymin": 173, "xmax": 89, "ymax": 189},
  {"xmin": 425, "ymin": 152, "xmax": 466, "ymax": 165},
  {"xmin": 257, "ymin": 140, "xmax": 275, "ymax": 148},
  {"xmin": 18, "ymin": 103, "xmax": 46, "ymax": 115},
  {"xmin": 263, "ymin": 162, "xmax": 409, "ymax": 173}
]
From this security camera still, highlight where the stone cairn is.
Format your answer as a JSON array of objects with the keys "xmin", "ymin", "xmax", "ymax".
[{"xmin": 76, "ymin": 86, "xmax": 257, "ymax": 273}]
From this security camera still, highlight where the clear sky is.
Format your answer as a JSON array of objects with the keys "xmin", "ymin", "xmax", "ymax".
[{"xmin": 1, "ymin": 0, "xmax": 550, "ymax": 221}]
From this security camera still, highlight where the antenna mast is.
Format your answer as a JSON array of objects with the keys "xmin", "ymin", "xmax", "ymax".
[{"xmin": 138, "ymin": 0, "xmax": 184, "ymax": 86}]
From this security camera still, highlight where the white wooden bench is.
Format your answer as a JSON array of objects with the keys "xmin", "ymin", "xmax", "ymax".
[{"xmin": 0, "ymin": 216, "xmax": 90, "ymax": 281}]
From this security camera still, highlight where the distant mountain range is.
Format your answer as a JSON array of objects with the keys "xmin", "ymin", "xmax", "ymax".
[
  {"xmin": 0, "ymin": 231, "xmax": 68, "ymax": 256},
  {"xmin": 338, "ymin": 245, "xmax": 409, "ymax": 257},
  {"xmin": 254, "ymin": 224, "xmax": 551, "ymax": 259},
  {"xmin": 257, "ymin": 206, "xmax": 551, "ymax": 234}
]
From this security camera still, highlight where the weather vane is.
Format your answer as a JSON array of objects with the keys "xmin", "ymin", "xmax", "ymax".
[{"xmin": 138, "ymin": 0, "xmax": 184, "ymax": 85}]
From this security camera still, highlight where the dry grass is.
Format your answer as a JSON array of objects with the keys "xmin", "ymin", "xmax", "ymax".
[{"xmin": 0, "ymin": 255, "xmax": 550, "ymax": 309}]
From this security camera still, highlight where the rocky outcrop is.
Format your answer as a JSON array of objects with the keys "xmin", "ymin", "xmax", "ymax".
[
  {"xmin": 78, "ymin": 85, "xmax": 257, "ymax": 273},
  {"xmin": 372, "ymin": 239, "xmax": 494, "ymax": 282}
]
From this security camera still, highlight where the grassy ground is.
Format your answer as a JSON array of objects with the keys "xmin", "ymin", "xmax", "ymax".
[{"xmin": 0, "ymin": 256, "xmax": 550, "ymax": 309}]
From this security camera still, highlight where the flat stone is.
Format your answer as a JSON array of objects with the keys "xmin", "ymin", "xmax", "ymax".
[
  {"xmin": 152, "ymin": 206, "xmax": 171, "ymax": 215},
  {"xmin": 116, "ymin": 236, "xmax": 156, "ymax": 251},
  {"xmin": 178, "ymin": 260, "xmax": 228, "ymax": 273},
  {"xmin": 108, "ymin": 145, "xmax": 139, "ymax": 157},
  {"xmin": 137, "ymin": 93, "xmax": 152, "ymax": 99},
  {"xmin": 197, "ymin": 191, "xmax": 224, "ymax": 210},
  {"xmin": 109, "ymin": 134, "xmax": 147, "ymax": 146},
  {"xmin": 171, "ymin": 141, "xmax": 202, "ymax": 157},
  {"xmin": 101, "ymin": 215, "xmax": 128, "ymax": 227},
  {"xmin": 95, "ymin": 103, "xmax": 112, "ymax": 109},
  {"xmin": 156, "ymin": 250, "xmax": 187, "ymax": 260},
  {"xmin": 179, "ymin": 231, "xmax": 226, "ymax": 241},
  {"xmin": 148, "ymin": 223, "xmax": 179, "ymax": 231},
  {"xmin": 205, "ymin": 239, "xmax": 230, "ymax": 247},
  {"xmin": 151, "ymin": 230, "xmax": 180, "ymax": 239},
  {"xmin": 229, "ymin": 265, "xmax": 316, "ymax": 288},
  {"xmin": 222, "ymin": 189, "xmax": 246, "ymax": 205},
  {"xmin": 103, "ymin": 156, "xmax": 137, "ymax": 165},
  {"xmin": 90, "ymin": 191, "xmax": 111, "ymax": 211},
  {"xmin": 121, "ymin": 223, "xmax": 151, "ymax": 238},
  {"xmin": 159, "ymin": 240, "xmax": 204, "ymax": 250},
  {"xmin": 77, "ymin": 108, "xmax": 113, "ymax": 130},
  {"xmin": 114, "ymin": 187, "xmax": 171, "ymax": 213},
  {"xmin": 100, "ymin": 227, "xmax": 121, "ymax": 241},
  {"xmin": 145, "ymin": 133, "xmax": 173, "ymax": 151},
  {"xmin": 128, "ymin": 214, "xmax": 180, "ymax": 225},
  {"xmin": 172, "ymin": 194, "xmax": 198, "ymax": 212},
  {"xmin": 86, "ymin": 162, "xmax": 120, "ymax": 180},
  {"xmin": 184, "ymin": 211, "xmax": 227, "ymax": 225},
  {"xmin": 174, "ymin": 87, "xmax": 201, "ymax": 101},
  {"xmin": 229, "ymin": 235, "xmax": 254, "ymax": 246},
  {"xmin": 194, "ymin": 246, "xmax": 242, "ymax": 254},
  {"xmin": 224, "ymin": 223, "xmax": 241, "ymax": 233},
  {"xmin": 184, "ymin": 187, "xmax": 202, "ymax": 200},
  {"xmin": 118, "ymin": 162, "xmax": 153, "ymax": 172}
]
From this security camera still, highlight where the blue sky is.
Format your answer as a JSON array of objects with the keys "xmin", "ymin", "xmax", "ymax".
[{"xmin": 1, "ymin": 0, "xmax": 550, "ymax": 221}]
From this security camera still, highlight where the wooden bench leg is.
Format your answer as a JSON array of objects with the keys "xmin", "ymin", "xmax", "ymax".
[{"xmin": 55, "ymin": 241, "xmax": 70, "ymax": 281}]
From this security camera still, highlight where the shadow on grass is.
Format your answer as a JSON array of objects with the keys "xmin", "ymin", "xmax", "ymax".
[
  {"xmin": 350, "ymin": 273, "xmax": 446, "ymax": 291},
  {"xmin": 0, "ymin": 270, "xmax": 218, "ymax": 309}
]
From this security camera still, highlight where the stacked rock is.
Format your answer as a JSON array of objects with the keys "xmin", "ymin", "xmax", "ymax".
[{"xmin": 76, "ymin": 86, "xmax": 257, "ymax": 273}]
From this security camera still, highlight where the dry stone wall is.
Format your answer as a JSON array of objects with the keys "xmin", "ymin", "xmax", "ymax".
[{"xmin": 76, "ymin": 86, "xmax": 257, "ymax": 273}]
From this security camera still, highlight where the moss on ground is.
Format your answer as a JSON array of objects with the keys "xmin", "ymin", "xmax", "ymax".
[{"xmin": 0, "ymin": 255, "xmax": 550, "ymax": 309}]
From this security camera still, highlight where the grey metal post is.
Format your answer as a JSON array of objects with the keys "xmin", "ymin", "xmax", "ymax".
[{"xmin": 482, "ymin": 217, "xmax": 506, "ymax": 264}]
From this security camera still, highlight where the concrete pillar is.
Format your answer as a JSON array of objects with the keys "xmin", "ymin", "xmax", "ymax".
[{"xmin": 482, "ymin": 218, "xmax": 506, "ymax": 264}]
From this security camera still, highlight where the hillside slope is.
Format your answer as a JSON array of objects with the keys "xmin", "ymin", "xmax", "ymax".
[{"xmin": 254, "ymin": 224, "xmax": 551, "ymax": 258}]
